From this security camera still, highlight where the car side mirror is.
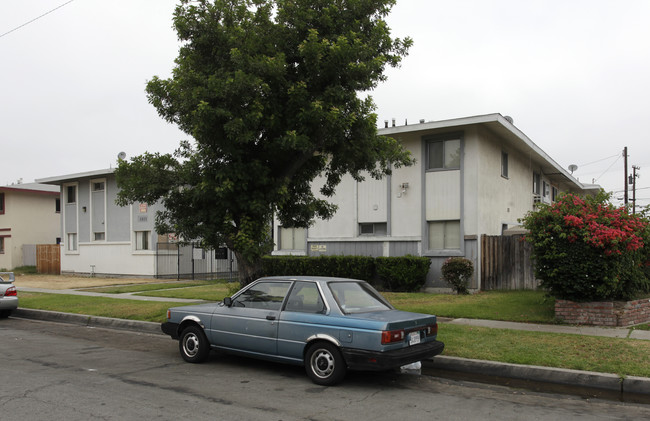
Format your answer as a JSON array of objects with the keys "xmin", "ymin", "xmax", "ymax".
[{"xmin": 223, "ymin": 297, "xmax": 233, "ymax": 307}]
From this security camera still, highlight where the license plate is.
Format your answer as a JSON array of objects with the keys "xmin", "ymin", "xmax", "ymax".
[{"xmin": 408, "ymin": 331, "xmax": 421, "ymax": 346}]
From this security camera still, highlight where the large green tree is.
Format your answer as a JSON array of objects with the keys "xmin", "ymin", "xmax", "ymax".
[{"xmin": 116, "ymin": 0, "xmax": 413, "ymax": 286}]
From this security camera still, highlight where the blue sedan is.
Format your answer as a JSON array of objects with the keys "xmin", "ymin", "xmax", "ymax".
[{"xmin": 161, "ymin": 276, "xmax": 444, "ymax": 385}]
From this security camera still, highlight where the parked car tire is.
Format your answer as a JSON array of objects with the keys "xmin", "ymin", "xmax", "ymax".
[
  {"xmin": 0, "ymin": 310, "xmax": 11, "ymax": 319},
  {"xmin": 305, "ymin": 342, "xmax": 347, "ymax": 386},
  {"xmin": 179, "ymin": 325, "xmax": 211, "ymax": 363}
]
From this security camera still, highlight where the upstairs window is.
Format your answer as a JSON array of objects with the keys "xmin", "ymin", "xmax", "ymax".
[
  {"xmin": 0, "ymin": 193, "xmax": 4, "ymax": 214},
  {"xmin": 427, "ymin": 138, "xmax": 460, "ymax": 170},
  {"xmin": 55, "ymin": 198, "xmax": 61, "ymax": 213},
  {"xmin": 501, "ymin": 151, "xmax": 509, "ymax": 178},
  {"xmin": 66, "ymin": 185, "xmax": 76, "ymax": 204},
  {"xmin": 92, "ymin": 182, "xmax": 105, "ymax": 191},
  {"xmin": 533, "ymin": 173, "xmax": 541, "ymax": 195}
]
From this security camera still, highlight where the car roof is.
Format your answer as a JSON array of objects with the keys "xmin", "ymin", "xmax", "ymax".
[{"xmin": 257, "ymin": 276, "xmax": 364, "ymax": 284}]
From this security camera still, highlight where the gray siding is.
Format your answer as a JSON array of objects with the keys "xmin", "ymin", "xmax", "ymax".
[
  {"xmin": 78, "ymin": 182, "xmax": 90, "ymax": 242},
  {"xmin": 107, "ymin": 177, "xmax": 130, "ymax": 241},
  {"xmin": 388, "ymin": 241, "xmax": 420, "ymax": 256}
]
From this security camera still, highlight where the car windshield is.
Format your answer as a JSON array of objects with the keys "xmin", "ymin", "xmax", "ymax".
[{"xmin": 328, "ymin": 281, "xmax": 393, "ymax": 314}]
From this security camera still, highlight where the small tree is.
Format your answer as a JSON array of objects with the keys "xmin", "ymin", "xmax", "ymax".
[
  {"xmin": 521, "ymin": 191, "xmax": 650, "ymax": 301},
  {"xmin": 441, "ymin": 257, "xmax": 474, "ymax": 295}
]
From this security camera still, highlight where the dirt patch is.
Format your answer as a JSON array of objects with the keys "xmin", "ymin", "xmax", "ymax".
[{"xmin": 13, "ymin": 274, "xmax": 161, "ymax": 290}]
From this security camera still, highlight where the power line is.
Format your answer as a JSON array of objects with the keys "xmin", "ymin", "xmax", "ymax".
[
  {"xmin": 593, "ymin": 153, "xmax": 621, "ymax": 182},
  {"xmin": 0, "ymin": 0, "xmax": 75, "ymax": 39},
  {"xmin": 577, "ymin": 153, "xmax": 620, "ymax": 168}
]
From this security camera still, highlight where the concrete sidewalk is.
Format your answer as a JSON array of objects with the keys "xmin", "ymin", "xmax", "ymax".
[{"xmin": 17, "ymin": 286, "xmax": 205, "ymax": 303}]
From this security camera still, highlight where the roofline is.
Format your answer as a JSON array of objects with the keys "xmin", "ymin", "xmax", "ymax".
[
  {"xmin": 36, "ymin": 168, "xmax": 116, "ymax": 185},
  {"xmin": 379, "ymin": 113, "xmax": 597, "ymax": 192},
  {"xmin": 0, "ymin": 186, "xmax": 60, "ymax": 195}
]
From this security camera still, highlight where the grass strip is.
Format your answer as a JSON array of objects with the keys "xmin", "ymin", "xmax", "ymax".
[
  {"xmin": 441, "ymin": 323, "xmax": 650, "ymax": 378},
  {"xmin": 384, "ymin": 290, "xmax": 556, "ymax": 323},
  {"xmin": 134, "ymin": 284, "xmax": 232, "ymax": 301},
  {"xmin": 18, "ymin": 292, "xmax": 187, "ymax": 323}
]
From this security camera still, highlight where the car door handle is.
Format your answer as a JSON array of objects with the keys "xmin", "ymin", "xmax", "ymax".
[{"xmin": 266, "ymin": 315, "xmax": 276, "ymax": 321}]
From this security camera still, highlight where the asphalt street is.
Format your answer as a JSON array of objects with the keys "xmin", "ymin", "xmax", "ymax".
[{"xmin": 2, "ymin": 317, "xmax": 650, "ymax": 421}]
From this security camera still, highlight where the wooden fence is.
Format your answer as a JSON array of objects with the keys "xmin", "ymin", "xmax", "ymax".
[
  {"xmin": 37, "ymin": 244, "xmax": 60, "ymax": 275},
  {"xmin": 480, "ymin": 235, "xmax": 538, "ymax": 290}
]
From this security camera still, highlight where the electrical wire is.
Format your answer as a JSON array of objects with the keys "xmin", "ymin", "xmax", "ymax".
[
  {"xmin": 593, "ymin": 154, "xmax": 621, "ymax": 183},
  {"xmin": 577, "ymin": 153, "xmax": 621, "ymax": 168},
  {"xmin": 0, "ymin": 0, "xmax": 75, "ymax": 39}
]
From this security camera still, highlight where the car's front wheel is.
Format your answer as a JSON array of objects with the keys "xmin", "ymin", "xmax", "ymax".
[
  {"xmin": 305, "ymin": 342, "xmax": 347, "ymax": 386},
  {"xmin": 179, "ymin": 325, "xmax": 210, "ymax": 363}
]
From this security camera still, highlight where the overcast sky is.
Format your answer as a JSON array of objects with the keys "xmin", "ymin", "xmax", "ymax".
[{"xmin": 2, "ymin": 0, "xmax": 649, "ymax": 207}]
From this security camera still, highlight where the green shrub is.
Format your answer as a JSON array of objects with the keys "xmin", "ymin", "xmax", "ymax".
[
  {"xmin": 261, "ymin": 255, "xmax": 375, "ymax": 282},
  {"xmin": 441, "ymin": 257, "xmax": 474, "ymax": 294},
  {"xmin": 521, "ymin": 191, "xmax": 650, "ymax": 301},
  {"xmin": 375, "ymin": 255, "xmax": 430, "ymax": 292}
]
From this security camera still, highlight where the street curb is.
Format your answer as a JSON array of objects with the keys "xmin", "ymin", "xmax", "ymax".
[
  {"xmin": 13, "ymin": 308, "xmax": 650, "ymax": 400},
  {"xmin": 13, "ymin": 308, "xmax": 162, "ymax": 336},
  {"xmin": 427, "ymin": 355, "xmax": 650, "ymax": 399}
]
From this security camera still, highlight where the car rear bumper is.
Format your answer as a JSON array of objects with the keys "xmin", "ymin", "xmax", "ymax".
[
  {"xmin": 341, "ymin": 340, "xmax": 445, "ymax": 371},
  {"xmin": 161, "ymin": 322, "xmax": 180, "ymax": 339},
  {"xmin": 0, "ymin": 297, "xmax": 18, "ymax": 310}
]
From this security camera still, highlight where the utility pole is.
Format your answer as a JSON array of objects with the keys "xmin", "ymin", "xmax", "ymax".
[
  {"xmin": 630, "ymin": 166, "xmax": 640, "ymax": 214},
  {"xmin": 623, "ymin": 146, "xmax": 627, "ymax": 208}
]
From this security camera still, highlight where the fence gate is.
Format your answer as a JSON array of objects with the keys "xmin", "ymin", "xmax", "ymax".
[
  {"xmin": 156, "ymin": 242, "xmax": 238, "ymax": 281},
  {"xmin": 36, "ymin": 244, "xmax": 60, "ymax": 275},
  {"xmin": 481, "ymin": 235, "xmax": 537, "ymax": 290}
]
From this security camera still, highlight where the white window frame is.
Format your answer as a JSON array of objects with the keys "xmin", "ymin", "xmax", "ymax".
[
  {"xmin": 358, "ymin": 222, "xmax": 387, "ymax": 236},
  {"xmin": 67, "ymin": 233, "xmax": 77, "ymax": 251}
]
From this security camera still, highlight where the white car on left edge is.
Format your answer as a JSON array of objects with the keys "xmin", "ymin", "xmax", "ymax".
[{"xmin": 0, "ymin": 272, "xmax": 18, "ymax": 318}]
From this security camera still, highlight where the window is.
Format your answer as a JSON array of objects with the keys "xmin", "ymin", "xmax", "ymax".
[
  {"xmin": 501, "ymin": 151, "xmax": 509, "ymax": 178},
  {"xmin": 328, "ymin": 281, "xmax": 392, "ymax": 314},
  {"xmin": 359, "ymin": 222, "xmax": 387, "ymax": 236},
  {"xmin": 232, "ymin": 281, "xmax": 291, "ymax": 311},
  {"xmin": 427, "ymin": 138, "xmax": 460, "ymax": 170},
  {"xmin": 278, "ymin": 227, "xmax": 306, "ymax": 250},
  {"xmin": 135, "ymin": 231, "xmax": 150, "ymax": 250},
  {"xmin": 55, "ymin": 198, "xmax": 61, "ymax": 213},
  {"xmin": 92, "ymin": 182, "xmax": 105, "ymax": 191},
  {"xmin": 552, "ymin": 186, "xmax": 559, "ymax": 202},
  {"xmin": 428, "ymin": 220, "xmax": 461, "ymax": 250},
  {"xmin": 543, "ymin": 181, "xmax": 550, "ymax": 198},
  {"xmin": 532, "ymin": 173, "xmax": 540, "ymax": 195},
  {"xmin": 0, "ymin": 237, "xmax": 4, "ymax": 253},
  {"xmin": 0, "ymin": 192, "xmax": 4, "ymax": 214},
  {"xmin": 94, "ymin": 232, "xmax": 105, "ymax": 241},
  {"xmin": 66, "ymin": 185, "xmax": 76, "ymax": 204},
  {"xmin": 67, "ymin": 233, "xmax": 77, "ymax": 251},
  {"xmin": 285, "ymin": 282, "xmax": 326, "ymax": 314}
]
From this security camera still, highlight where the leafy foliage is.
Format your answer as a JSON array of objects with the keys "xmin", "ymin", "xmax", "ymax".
[
  {"xmin": 441, "ymin": 257, "xmax": 474, "ymax": 295},
  {"xmin": 116, "ymin": 0, "xmax": 412, "ymax": 286},
  {"xmin": 521, "ymin": 191, "xmax": 650, "ymax": 301},
  {"xmin": 375, "ymin": 255, "xmax": 430, "ymax": 292}
]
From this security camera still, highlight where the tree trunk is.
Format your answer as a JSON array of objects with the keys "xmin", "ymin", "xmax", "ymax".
[{"xmin": 234, "ymin": 250, "xmax": 263, "ymax": 288}]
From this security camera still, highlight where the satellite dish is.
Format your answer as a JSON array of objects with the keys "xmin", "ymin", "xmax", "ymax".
[
  {"xmin": 568, "ymin": 164, "xmax": 578, "ymax": 174},
  {"xmin": 117, "ymin": 151, "xmax": 127, "ymax": 160}
]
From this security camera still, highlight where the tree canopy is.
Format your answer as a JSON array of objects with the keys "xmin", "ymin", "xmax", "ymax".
[{"xmin": 115, "ymin": 0, "xmax": 413, "ymax": 285}]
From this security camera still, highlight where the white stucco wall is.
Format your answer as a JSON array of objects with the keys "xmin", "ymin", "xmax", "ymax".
[
  {"xmin": 61, "ymin": 242, "xmax": 156, "ymax": 276},
  {"xmin": 0, "ymin": 189, "xmax": 60, "ymax": 269}
]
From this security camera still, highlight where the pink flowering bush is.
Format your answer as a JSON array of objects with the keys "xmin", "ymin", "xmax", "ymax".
[{"xmin": 521, "ymin": 191, "xmax": 650, "ymax": 301}]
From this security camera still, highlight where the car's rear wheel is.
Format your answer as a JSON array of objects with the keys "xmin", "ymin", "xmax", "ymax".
[
  {"xmin": 0, "ymin": 310, "xmax": 11, "ymax": 318},
  {"xmin": 305, "ymin": 342, "xmax": 347, "ymax": 386},
  {"xmin": 179, "ymin": 325, "xmax": 210, "ymax": 363}
]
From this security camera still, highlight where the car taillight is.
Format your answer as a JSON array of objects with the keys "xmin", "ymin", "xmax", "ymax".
[
  {"xmin": 426, "ymin": 323, "xmax": 438, "ymax": 336},
  {"xmin": 4, "ymin": 286, "xmax": 17, "ymax": 297},
  {"xmin": 167, "ymin": 309, "xmax": 171, "ymax": 320},
  {"xmin": 381, "ymin": 329, "xmax": 405, "ymax": 344}
]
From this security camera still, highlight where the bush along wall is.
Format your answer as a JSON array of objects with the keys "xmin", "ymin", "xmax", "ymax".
[
  {"xmin": 262, "ymin": 255, "xmax": 430, "ymax": 292},
  {"xmin": 521, "ymin": 191, "xmax": 650, "ymax": 302}
]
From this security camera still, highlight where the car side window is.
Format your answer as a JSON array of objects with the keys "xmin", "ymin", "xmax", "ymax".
[
  {"xmin": 232, "ymin": 281, "xmax": 291, "ymax": 311},
  {"xmin": 285, "ymin": 281, "xmax": 326, "ymax": 314}
]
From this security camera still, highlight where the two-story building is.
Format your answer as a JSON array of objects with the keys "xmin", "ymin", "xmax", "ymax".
[
  {"xmin": 273, "ymin": 113, "xmax": 600, "ymax": 290},
  {"xmin": 0, "ymin": 183, "xmax": 61, "ymax": 270},
  {"xmin": 37, "ymin": 169, "xmax": 165, "ymax": 277}
]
